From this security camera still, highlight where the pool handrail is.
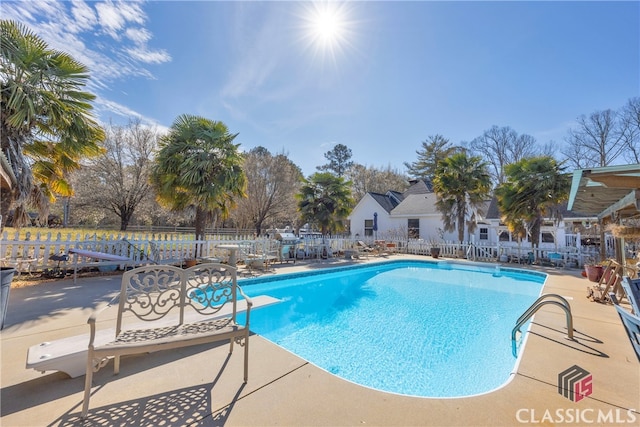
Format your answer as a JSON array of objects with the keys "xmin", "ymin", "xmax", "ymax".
[{"xmin": 512, "ymin": 294, "xmax": 574, "ymax": 357}]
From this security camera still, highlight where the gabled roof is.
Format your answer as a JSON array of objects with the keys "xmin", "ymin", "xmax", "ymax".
[
  {"xmin": 403, "ymin": 179, "xmax": 433, "ymax": 196},
  {"xmin": 390, "ymin": 193, "xmax": 439, "ymax": 216},
  {"xmin": 368, "ymin": 192, "xmax": 402, "ymax": 214}
]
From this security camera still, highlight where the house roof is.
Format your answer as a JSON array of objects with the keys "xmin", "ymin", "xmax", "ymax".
[
  {"xmin": 568, "ymin": 164, "xmax": 640, "ymax": 220},
  {"xmin": 390, "ymin": 193, "xmax": 440, "ymax": 216},
  {"xmin": 403, "ymin": 179, "xmax": 433, "ymax": 195},
  {"xmin": 368, "ymin": 192, "xmax": 402, "ymax": 214}
]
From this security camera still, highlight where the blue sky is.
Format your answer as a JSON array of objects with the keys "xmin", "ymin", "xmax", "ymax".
[{"xmin": 2, "ymin": 1, "xmax": 638, "ymax": 176}]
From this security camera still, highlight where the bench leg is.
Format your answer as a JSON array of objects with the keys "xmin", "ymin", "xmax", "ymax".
[
  {"xmin": 114, "ymin": 355, "xmax": 121, "ymax": 375},
  {"xmin": 82, "ymin": 355, "xmax": 94, "ymax": 417},
  {"xmin": 243, "ymin": 332, "xmax": 249, "ymax": 383}
]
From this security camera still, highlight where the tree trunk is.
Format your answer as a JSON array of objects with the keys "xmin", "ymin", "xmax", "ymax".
[
  {"xmin": 457, "ymin": 210, "xmax": 465, "ymax": 243},
  {"xmin": 194, "ymin": 207, "xmax": 207, "ymax": 258},
  {"xmin": 530, "ymin": 213, "xmax": 542, "ymax": 247}
]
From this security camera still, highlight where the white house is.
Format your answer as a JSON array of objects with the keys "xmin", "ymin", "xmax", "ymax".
[{"xmin": 348, "ymin": 179, "xmax": 598, "ymax": 250}]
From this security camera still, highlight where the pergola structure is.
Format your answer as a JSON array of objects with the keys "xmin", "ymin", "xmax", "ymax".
[{"xmin": 568, "ymin": 163, "xmax": 640, "ymax": 262}]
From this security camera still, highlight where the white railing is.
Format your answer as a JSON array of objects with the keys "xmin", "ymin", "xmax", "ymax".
[
  {"xmin": 1, "ymin": 231, "xmax": 613, "ymax": 276},
  {"xmin": 0, "ymin": 231, "xmax": 256, "ymax": 273}
]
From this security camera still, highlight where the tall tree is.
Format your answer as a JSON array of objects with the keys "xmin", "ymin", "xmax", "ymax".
[
  {"xmin": 317, "ymin": 143, "xmax": 353, "ymax": 177},
  {"xmin": 297, "ymin": 172, "xmax": 353, "ymax": 236},
  {"xmin": 347, "ymin": 163, "xmax": 409, "ymax": 203},
  {"xmin": 150, "ymin": 115, "xmax": 246, "ymax": 243},
  {"xmin": 71, "ymin": 119, "xmax": 159, "ymax": 230},
  {"xmin": 0, "ymin": 20, "xmax": 104, "ymax": 229},
  {"xmin": 231, "ymin": 147, "xmax": 303, "ymax": 235},
  {"xmin": 621, "ymin": 97, "xmax": 640, "ymax": 164},
  {"xmin": 404, "ymin": 134, "xmax": 459, "ymax": 180},
  {"xmin": 469, "ymin": 126, "xmax": 537, "ymax": 185},
  {"xmin": 562, "ymin": 109, "xmax": 625, "ymax": 169},
  {"xmin": 495, "ymin": 156, "xmax": 571, "ymax": 248},
  {"xmin": 432, "ymin": 152, "xmax": 492, "ymax": 243}
]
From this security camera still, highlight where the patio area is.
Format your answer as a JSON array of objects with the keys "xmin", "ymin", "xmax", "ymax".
[{"xmin": 1, "ymin": 254, "xmax": 638, "ymax": 426}]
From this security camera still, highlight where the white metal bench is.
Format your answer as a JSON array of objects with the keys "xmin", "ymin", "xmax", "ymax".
[{"xmin": 80, "ymin": 263, "xmax": 253, "ymax": 417}]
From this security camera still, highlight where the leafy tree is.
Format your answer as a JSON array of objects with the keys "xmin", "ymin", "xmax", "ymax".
[
  {"xmin": 71, "ymin": 119, "xmax": 159, "ymax": 230},
  {"xmin": 469, "ymin": 126, "xmax": 537, "ymax": 185},
  {"xmin": 404, "ymin": 134, "xmax": 459, "ymax": 180},
  {"xmin": 317, "ymin": 143, "xmax": 353, "ymax": 177},
  {"xmin": 231, "ymin": 147, "xmax": 303, "ymax": 235},
  {"xmin": 347, "ymin": 163, "xmax": 409, "ymax": 202},
  {"xmin": 495, "ymin": 156, "xmax": 571, "ymax": 248},
  {"xmin": 297, "ymin": 172, "xmax": 353, "ymax": 236},
  {"xmin": 150, "ymin": 115, "xmax": 246, "ymax": 243},
  {"xmin": 432, "ymin": 152, "xmax": 492, "ymax": 243},
  {"xmin": 562, "ymin": 109, "xmax": 625, "ymax": 169},
  {"xmin": 0, "ymin": 20, "xmax": 104, "ymax": 229}
]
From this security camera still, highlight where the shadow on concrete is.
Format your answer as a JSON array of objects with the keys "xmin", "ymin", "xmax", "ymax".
[
  {"xmin": 55, "ymin": 353, "xmax": 242, "ymax": 427},
  {"xmin": 1, "ymin": 341, "xmax": 231, "ymax": 417}
]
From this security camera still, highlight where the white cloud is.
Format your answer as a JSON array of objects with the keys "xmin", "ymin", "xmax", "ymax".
[
  {"xmin": 1, "ymin": 0, "xmax": 171, "ymax": 120},
  {"xmin": 95, "ymin": 0, "xmax": 145, "ymax": 40},
  {"xmin": 126, "ymin": 46, "xmax": 171, "ymax": 64},
  {"xmin": 125, "ymin": 27, "xmax": 151, "ymax": 44},
  {"xmin": 71, "ymin": 0, "xmax": 97, "ymax": 31}
]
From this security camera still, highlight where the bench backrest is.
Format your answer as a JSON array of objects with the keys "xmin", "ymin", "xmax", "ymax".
[{"xmin": 116, "ymin": 263, "xmax": 239, "ymax": 334}]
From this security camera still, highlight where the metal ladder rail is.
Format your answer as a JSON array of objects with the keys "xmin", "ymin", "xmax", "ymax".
[{"xmin": 511, "ymin": 294, "xmax": 574, "ymax": 357}]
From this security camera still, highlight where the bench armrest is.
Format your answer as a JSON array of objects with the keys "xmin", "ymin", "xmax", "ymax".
[
  {"xmin": 87, "ymin": 304, "xmax": 113, "ymax": 348},
  {"xmin": 237, "ymin": 285, "xmax": 253, "ymax": 325}
]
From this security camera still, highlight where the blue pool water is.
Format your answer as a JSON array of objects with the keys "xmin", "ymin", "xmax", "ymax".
[{"xmin": 236, "ymin": 260, "xmax": 545, "ymax": 398}]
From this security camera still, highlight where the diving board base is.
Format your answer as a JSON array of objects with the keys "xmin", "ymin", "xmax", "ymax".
[{"xmin": 26, "ymin": 295, "xmax": 280, "ymax": 378}]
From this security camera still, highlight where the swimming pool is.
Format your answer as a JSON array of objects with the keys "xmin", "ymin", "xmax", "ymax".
[{"xmin": 236, "ymin": 260, "xmax": 545, "ymax": 398}]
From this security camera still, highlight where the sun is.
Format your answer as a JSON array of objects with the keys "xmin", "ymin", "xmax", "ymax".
[
  {"xmin": 310, "ymin": 6, "xmax": 345, "ymax": 46},
  {"xmin": 299, "ymin": 1, "xmax": 357, "ymax": 65}
]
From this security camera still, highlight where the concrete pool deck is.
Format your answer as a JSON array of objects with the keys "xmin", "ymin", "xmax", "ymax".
[{"xmin": 1, "ymin": 254, "xmax": 639, "ymax": 426}]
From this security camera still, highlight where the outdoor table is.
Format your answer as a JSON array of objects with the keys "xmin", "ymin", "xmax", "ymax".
[{"xmin": 216, "ymin": 244, "xmax": 243, "ymax": 266}]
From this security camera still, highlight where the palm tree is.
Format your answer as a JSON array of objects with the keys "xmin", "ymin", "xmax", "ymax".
[
  {"xmin": 150, "ymin": 114, "xmax": 246, "ymax": 245},
  {"xmin": 297, "ymin": 172, "xmax": 353, "ymax": 236},
  {"xmin": 1, "ymin": 20, "xmax": 104, "ymax": 229},
  {"xmin": 495, "ymin": 156, "xmax": 571, "ymax": 248},
  {"xmin": 432, "ymin": 152, "xmax": 492, "ymax": 243}
]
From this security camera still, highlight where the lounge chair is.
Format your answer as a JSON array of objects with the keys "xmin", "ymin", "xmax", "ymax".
[
  {"xmin": 609, "ymin": 292, "xmax": 640, "ymax": 362},
  {"xmin": 356, "ymin": 241, "xmax": 376, "ymax": 258},
  {"xmin": 587, "ymin": 259, "xmax": 623, "ymax": 303}
]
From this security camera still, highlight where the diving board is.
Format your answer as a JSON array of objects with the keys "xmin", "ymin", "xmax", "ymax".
[{"xmin": 26, "ymin": 295, "xmax": 280, "ymax": 378}]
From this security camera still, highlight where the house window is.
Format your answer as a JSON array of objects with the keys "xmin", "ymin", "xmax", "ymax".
[
  {"xmin": 499, "ymin": 230, "xmax": 510, "ymax": 242},
  {"xmin": 408, "ymin": 219, "xmax": 419, "ymax": 239},
  {"xmin": 479, "ymin": 227, "xmax": 488, "ymax": 240},
  {"xmin": 364, "ymin": 219, "xmax": 374, "ymax": 237},
  {"xmin": 541, "ymin": 232, "xmax": 555, "ymax": 243}
]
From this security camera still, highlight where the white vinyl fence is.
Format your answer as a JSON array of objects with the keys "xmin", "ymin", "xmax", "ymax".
[{"xmin": 1, "ymin": 231, "xmax": 607, "ymax": 276}]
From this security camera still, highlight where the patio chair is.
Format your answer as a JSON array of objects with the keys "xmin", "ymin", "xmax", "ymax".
[
  {"xmin": 357, "ymin": 241, "xmax": 377, "ymax": 258},
  {"xmin": 620, "ymin": 276, "xmax": 640, "ymax": 314},
  {"xmin": 588, "ymin": 259, "xmax": 623, "ymax": 303},
  {"xmin": 609, "ymin": 293, "xmax": 640, "ymax": 362}
]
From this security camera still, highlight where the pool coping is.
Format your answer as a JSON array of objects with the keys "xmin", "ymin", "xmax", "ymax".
[{"xmin": 1, "ymin": 254, "xmax": 639, "ymax": 426}]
